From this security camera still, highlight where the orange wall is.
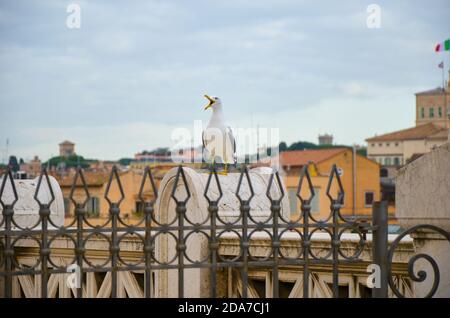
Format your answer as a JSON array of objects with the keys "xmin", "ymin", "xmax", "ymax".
[
  {"xmin": 285, "ymin": 173, "xmax": 338, "ymax": 222},
  {"xmin": 317, "ymin": 149, "xmax": 380, "ymax": 217},
  {"xmin": 283, "ymin": 149, "xmax": 380, "ymax": 221},
  {"xmin": 61, "ymin": 169, "xmax": 164, "ymax": 226}
]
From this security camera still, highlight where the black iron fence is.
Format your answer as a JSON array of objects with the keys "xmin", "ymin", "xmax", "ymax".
[{"xmin": 0, "ymin": 164, "xmax": 449, "ymax": 298}]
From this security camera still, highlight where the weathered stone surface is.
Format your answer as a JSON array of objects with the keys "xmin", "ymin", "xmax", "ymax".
[
  {"xmin": 153, "ymin": 167, "xmax": 289, "ymax": 297},
  {"xmin": 396, "ymin": 143, "xmax": 450, "ymax": 231},
  {"xmin": 396, "ymin": 143, "xmax": 450, "ymax": 298},
  {"xmin": 0, "ymin": 176, "xmax": 65, "ymax": 228},
  {"xmin": 410, "ymin": 232, "xmax": 450, "ymax": 298}
]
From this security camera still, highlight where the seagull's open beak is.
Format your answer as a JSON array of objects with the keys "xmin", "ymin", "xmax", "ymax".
[{"xmin": 204, "ymin": 94, "xmax": 215, "ymax": 110}]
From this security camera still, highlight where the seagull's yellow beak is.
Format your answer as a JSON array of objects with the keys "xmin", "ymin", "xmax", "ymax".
[{"xmin": 204, "ymin": 94, "xmax": 215, "ymax": 110}]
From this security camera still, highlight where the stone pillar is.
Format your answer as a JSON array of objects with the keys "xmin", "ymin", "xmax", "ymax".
[
  {"xmin": 0, "ymin": 176, "xmax": 65, "ymax": 229},
  {"xmin": 153, "ymin": 167, "xmax": 289, "ymax": 297},
  {"xmin": 0, "ymin": 175, "xmax": 64, "ymax": 297},
  {"xmin": 396, "ymin": 143, "xmax": 450, "ymax": 297}
]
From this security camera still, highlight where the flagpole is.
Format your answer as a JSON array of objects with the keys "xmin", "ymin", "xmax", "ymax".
[{"xmin": 443, "ymin": 63, "xmax": 445, "ymax": 90}]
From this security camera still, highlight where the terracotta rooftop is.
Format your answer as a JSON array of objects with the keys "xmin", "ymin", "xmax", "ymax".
[
  {"xmin": 59, "ymin": 140, "xmax": 75, "ymax": 145},
  {"xmin": 426, "ymin": 129, "xmax": 449, "ymax": 140},
  {"xmin": 57, "ymin": 172, "xmax": 110, "ymax": 187},
  {"xmin": 415, "ymin": 87, "xmax": 449, "ymax": 96},
  {"xmin": 280, "ymin": 148, "xmax": 347, "ymax": 167},
  {"xmin": 366, "ymin": 123, "xmax": 448, "ymax": 142}
]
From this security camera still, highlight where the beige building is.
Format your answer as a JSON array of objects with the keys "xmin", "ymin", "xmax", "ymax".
[
  {"xmin": 59, "ymin": 140, "xmax": 76, "ymax": 157},
  {"xmin": 365, "ymin": 82, "xmax": 449, "ymax": 211},
  {"xmin": 366, "ymin": 123, "xmax": 448, "ymax": 166},
  {"xmin": 415, "ymin": 87, "xmax": 450, "ymax": 128},
  {"xmin": 19, "ymin": 155, "xmax": 42, "ymax": 178},
  {"xmin": 89, "ymin": 161, "xmax": 117, "ymax": 172},
  {"xmin": 366, "ymin": 83, "xmax": 450, "ymax": 166},
  {"xmin": 318, "ymin": 134, "xmax": 333, "ymax": 146}
]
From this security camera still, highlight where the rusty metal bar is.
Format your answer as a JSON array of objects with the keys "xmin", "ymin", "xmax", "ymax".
[{"xmin": 0, "ymin": 168, "xmax": 17, "ymax": 298}]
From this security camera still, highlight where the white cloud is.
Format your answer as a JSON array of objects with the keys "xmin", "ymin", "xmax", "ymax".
[{"xmin": 0, "ymin": 0, "xmax": 448, "ymax": 162}]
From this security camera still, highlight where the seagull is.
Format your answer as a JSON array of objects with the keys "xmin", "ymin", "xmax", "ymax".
[{"xmin": 202, "ymin": 94, "xmax": 236, "ymax": 172}]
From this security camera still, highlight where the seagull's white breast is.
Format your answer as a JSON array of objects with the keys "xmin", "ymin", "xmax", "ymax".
[{"xmin": 203, "ymin": 104, "xmax": 235, "ymax": 164}]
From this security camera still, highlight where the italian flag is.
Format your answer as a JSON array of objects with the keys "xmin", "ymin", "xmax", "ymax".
[{"xmin": 435, "ymin": 39, "xmax": 450, "ymax": 52}]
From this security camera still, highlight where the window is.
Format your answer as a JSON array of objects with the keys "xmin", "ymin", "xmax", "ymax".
[
  {"xmin": 380, "ymin": 168, "xmax": 388, "ymax": 178},
  {"xmin": 87, "ymin": 197, "xmax": 100, "ymax": 217},
  {"xmin": 249, "ymin": 279, "xmax": 266, "ymax": 298},
  {"xmin": 384, "ymin": 157, "xmax": 392, "ymax": 166},
  {"xmin": 393, "ymin": 157, "xmax": 400, "ymax": 166},
  {"xmin": 288, "ymin": 189, "xmax": 298, "ymax": 216},
  {"xmin": 378, "ymin": 143, "xmax": 382, "ymax": 147},
  {"xmin": 326, "ymin": 283, "xmax": 349, "ymax": 298},
  {"xmin": 371, "ymin": 143, "xmax": 375, "ymax": 147},
  {"xmin": 365, "ymin": 192, "xmax": 374, "ymax": 207},
  {"xmin": 135, "ymin": 201, "xmax": 144, "ymax": 214},
  {"xmin": 311, "ymin": 187, "xmax": 320, "ymax": 214},
  {"xmin": 421, "ymin": 107, "xmax": 425, "ymax": 118},
  {"xmin": 386, "ymin": 143, "xmax": 390, "ymax": 147},
  {"xmin": 395, "ymin": 142, "xmax": 399, "ymax": 146},
  {"xmin": 429, "ymin": 107, "xmax": 434, "ymax": 118},
  {"xmin": 279, "ymin": 281, "xmax": 295, "ymax": 298},
  {"xmin": 359, "ymin": 284, "xmax": 372, "ymax": 298},
  {"xmin": 438, "ymin": 107, "xmax": 442, "ymax": 117}
]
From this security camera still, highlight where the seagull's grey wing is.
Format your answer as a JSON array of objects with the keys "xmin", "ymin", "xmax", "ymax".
[
  {"xmin": 202, "ymin": 130, "xmax": 206, "ymax": 149},
  {"xmin": 226, "ymin": 126, "xmax": 236, "ymax": 154}
]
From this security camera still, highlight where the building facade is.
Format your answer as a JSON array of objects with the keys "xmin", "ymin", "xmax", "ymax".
[
  {"xmin": 58, "ymin": 168, "xmax": 166, "ymax": 225},
  {"xmin": 280, "ymin": 148, "xmax": 381, "ymax": 221},
  {"xmin": 318, "ymin": 134, "xmax": 333, "ymax": 146},
  {"xmin": 366, "ymin": 83, "xmax": 449, "ymax": 210},
  {"xmin": 366, "ymin": 123, "xmax": 448, "ymax": 167},
  {"xmin": 19, "ymin": 155, "xmax": 42, "ymax": 178},
  {"xmin": 59, "ymin": 140, "xmax": 76, "ymax": 158},
  {"xmin": 366, "ymin": 83, "xmax": 449, "ymax": 167},
  {"xmin": 415, "ymin": 87, "xmax": 450, "ymax": 128}
]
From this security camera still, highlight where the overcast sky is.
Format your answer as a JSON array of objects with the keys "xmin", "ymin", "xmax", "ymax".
[{"xmin": 0, "ymin": 0, "xmax": 449, "ymax": 162}]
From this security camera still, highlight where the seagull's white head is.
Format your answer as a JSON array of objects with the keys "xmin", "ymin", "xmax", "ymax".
[{"xmin": 204, "ymin": 94, "xmax": 222, "ymax": 111}]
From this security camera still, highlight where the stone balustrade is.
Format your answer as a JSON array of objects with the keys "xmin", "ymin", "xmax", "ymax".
[{"xmin": 1, "ymin": 230, "xmax": 414, "ymax": 298}]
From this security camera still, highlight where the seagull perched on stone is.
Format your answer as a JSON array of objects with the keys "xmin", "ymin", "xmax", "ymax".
[{"xmin": 202, "ymin": 94, "xmax": 236, "ymax": 171}]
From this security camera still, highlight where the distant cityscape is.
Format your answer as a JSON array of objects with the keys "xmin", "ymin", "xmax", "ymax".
[{"xmin": 1, "ymin": 77, "xmax": 448, "ymax": 230}]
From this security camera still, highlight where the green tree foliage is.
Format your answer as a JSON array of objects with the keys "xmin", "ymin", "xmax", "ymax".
[
  {"xmin": 118, "ymin": 158, "xmax": 133, "ymax": 166},
  {"xmin": 140, "ymin": 147, "xmax": 170, "ymax": 156},
  {"xmin": 357, "ymin": 148, "xmax": 367, "ymax": 157},
  {"xmin": 287, "ymin": 141, "xmax": 318, "ymax": 150},
  {"xmin": 44, "ymin": 155, "xmax": 91, "ymax": 169},
  {"xmin": 278, "ymin": 142, "xmax": 288, "ymax": 152},
  {"xmin": 278, "ymin": 141, "xmax": 367, "ymax": 156},
  {"xmin": 8, "ymin": 156, "xmax": 20, "ymax": 172}
]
